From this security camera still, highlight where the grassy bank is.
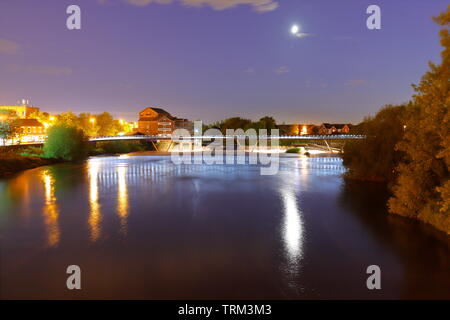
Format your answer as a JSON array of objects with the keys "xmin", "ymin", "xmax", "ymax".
[
  {"xmin": 0, "ymin": 152, "xmax": 61, "ymax": 178},
  {"xmin": 0, "ymin": 141, "xmax": 155, "ymax": 178},
  {"xmin": 89, "ymin": 141, "xmax": 149, "ymax": 155}
]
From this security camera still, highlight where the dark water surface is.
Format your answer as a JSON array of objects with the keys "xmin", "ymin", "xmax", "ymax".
[{"xmin": 1, "ymin": 153, "xmax": 449, "ymax": 299}]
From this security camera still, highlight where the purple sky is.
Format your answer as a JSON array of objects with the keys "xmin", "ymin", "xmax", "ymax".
[{"xmin": 0, "ymin": 0, "xmax": 447, "ymax": 124}]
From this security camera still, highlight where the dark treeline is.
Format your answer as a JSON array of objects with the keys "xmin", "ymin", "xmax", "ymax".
[{"xmin": 204, "ymin": 116, "xmax": 277, "ymax": 134}]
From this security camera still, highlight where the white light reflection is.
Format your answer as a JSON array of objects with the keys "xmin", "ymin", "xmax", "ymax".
[
  {"xmin": 88, "ymin": 160, "xmax": 102, "ymax": 241},
  {"xmin": 117, "ymin": 165, "xmax": 129, "ymax": 235},
  {"xmin": 42, "ymin": 170, "xmax": 60, "ymax": 247},
  {"xmin": 281, "ymin": 188, "xmax": 304, "ymax": 263}
]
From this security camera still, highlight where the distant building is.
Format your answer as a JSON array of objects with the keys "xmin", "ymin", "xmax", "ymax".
[
  {"xmin": 13, "ymin": 119, "xmax": 45, "ymax": 143},
  {"xmin": 277, "ymin": 124, "xmax": 317, "ymax": 135},
  {"xmin": 137, "ymin": 107, "xmax": 193, "ymax": 135},
  {"xmin": 277, "ymin": 124, "xmax": 299, "ymax": 135},
  {"xmin": 0, "ymin": 100, "xmax": 40, "ymax": 119},
  {"xmin": 318, "ymin": 123, "xmax": 351, "ymax": 135}
]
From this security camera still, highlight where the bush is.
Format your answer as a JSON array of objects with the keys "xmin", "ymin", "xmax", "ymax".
[
  {"xmin": 91, "ymin": 141, "xmax": 144, "ymax": 155},
  {"xmin": 44, "ymin": 125, "xmax": 88, "ymax": 161}
]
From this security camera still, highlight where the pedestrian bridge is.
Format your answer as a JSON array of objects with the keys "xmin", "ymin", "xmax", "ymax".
[
  {"xmin": 89, "ymin": 134, "xmax": 365, "ymax": 142},
  {"xmin": 1, "ymin": 134, "xmax": 364, "ymax": 149}
]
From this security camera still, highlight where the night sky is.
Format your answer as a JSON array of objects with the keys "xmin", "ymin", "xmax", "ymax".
[{"xmin": 0, "ymin": 0, "xmax": 447, "ymax": 124}]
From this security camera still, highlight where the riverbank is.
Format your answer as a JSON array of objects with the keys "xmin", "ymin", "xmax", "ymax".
[
  {"xmin": 344, "ymin": 174, "xmax": 450, "ymax": 235},
  {"xmin": 0, "ymin": 153, "xmax": 62, "ymax": 178}
]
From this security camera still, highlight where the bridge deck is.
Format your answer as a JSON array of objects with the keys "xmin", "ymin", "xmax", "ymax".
[{"xmin": 1, "ymin": 134, "xmax": 364, "ymax": 147}]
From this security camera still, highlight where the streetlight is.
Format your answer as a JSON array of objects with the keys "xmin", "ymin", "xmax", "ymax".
[{"xmin": 90, "ymin": 117, "xmax": 96, "ymax": 124}]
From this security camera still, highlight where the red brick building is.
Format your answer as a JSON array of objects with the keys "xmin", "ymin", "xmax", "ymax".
[
  {"xmin": 318, "ymin": 123, "xmax": 351, "ymax": 135},
  {"xmin": 137, "ymin": 107, "xmax": 193, "ymax": 135}
]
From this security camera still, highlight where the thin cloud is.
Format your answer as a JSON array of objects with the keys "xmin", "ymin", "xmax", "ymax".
[
  {"xmin": 345, "ymin": 79, "xmax": 366, "ymax": 88},
  {"xmin": 126, "ymin": 0, "xmax": 171, "ymax": 6},
  {"xmin": 292, "ymin": 32, "xmax": 313, "ymax": 38},
  {"xmin": 6, "ymin": 64, "xmax": 73, "ymax": 76},
  {"xmin": 275, "ymin": 66, "xmax": 289, "ymax": 75},
  {"xmin": 243, "ymin": 68, "xmax": 255, "ymax": 73},
  {"xmin": 0, "ymin": 38, "xmax": 20, "ymax": 55},
  {"xmin": 124, "ymin": 0, "xmax": 279, "ymax": 12}
]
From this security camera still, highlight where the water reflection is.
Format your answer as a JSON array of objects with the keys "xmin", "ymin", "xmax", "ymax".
[
  {"xmin": 42, "ymin": 170, "xmax": 60, "ymax": 247},
  {"xmin": 281, "ymin": 188, "xmax": 304, "ymax": 262},
  {"xmin": 88, "ymin": 160, "xmax": 102, "ymax": 241},
  {"xmin": 279, "ymin": 168, "xmax": 304, "ymax": 283},
  {"xmin": 2, "ymin": 154, "xmax": 449, "ymax": 299},
  {"xmin": 117, "ymin": 164, "xmax": 129, "ymax": 235}
]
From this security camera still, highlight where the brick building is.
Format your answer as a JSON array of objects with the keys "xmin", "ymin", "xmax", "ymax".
[
  {"xmin": 137, "ymin": 107, "xmax": 193, "ymax": 136},
  {"xmin": 318, "ymin": 123, "xmax": 351, "ymax": 135}
]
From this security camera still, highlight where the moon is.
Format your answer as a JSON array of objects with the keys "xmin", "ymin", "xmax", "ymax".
[{"xmin": 291, "ymin": 24, "xmax": 299, "ymax": 35}]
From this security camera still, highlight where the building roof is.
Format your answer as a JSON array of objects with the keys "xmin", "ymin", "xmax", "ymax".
[
  {"xmin": 139, "ymin": 107, "xmax": 175, "ymax": 121},
  {"xmin": 150, "ymin": 107, "xmax": 172, "ymax": 117},
  {"xmin": 13, "ymin": 119, "xmax": 44, "ymax": 127}
]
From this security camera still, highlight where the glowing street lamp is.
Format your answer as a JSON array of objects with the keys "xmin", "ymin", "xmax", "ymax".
[{"xmin": 90, "ymin": 117, "xmax": 96, "ymax": 124}]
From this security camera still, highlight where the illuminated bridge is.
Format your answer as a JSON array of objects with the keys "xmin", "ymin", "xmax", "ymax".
[
  {"xmin": 1, "ymin": 135, "xmax": 364, "ymax": 150},
  {"xmin": 89, "ymin": 134, "xmax": 365, "ymax": 142}
]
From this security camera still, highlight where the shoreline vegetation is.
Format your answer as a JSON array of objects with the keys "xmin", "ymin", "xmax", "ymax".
[
  {"xmin": 0, "ymin": 138, "xmax": 154, "ymax": 178},
  {"xmin": 0, "ymin": 153, "xmax": 61, "ymax": 178},
  {"xmin": 342, "ymin": 6, "xmax": 450, "ymax": 235}
]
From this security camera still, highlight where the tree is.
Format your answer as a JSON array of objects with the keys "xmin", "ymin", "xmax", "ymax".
[
  {"xmin": 342, "ymin": 104, "xmax": 408, "ymax": 182},
  {"xmin": 219, "ymin": 117, "xmax": 253, "ymax": 133},
  {"xmin": 56, "ymin": 111, "xmax": 80, "ymax": 128},
  {"xmin": 388, "ymin": 5, "xmax": 450, "ymax": 233},
  {"xmin": 0, "ymin": 110, "xmax": 18, "ymax": 145},
  {"xmin": 78, "ymin": 113, "xmax": 99, "ymax": 137},
  {"xmin": 258, "ymin": 116, "xmax": 277, "ymax": 130},
  {"xmin": 96, "ymin": 112, "xmax": 120, "ymax": 136},
  {"xmin": 205, "ymin": 116, "xmax": 278, "ymax": 134},
  {"xmin": 44, "ymin": 125, "xmax": 88, "ymax": 161}
]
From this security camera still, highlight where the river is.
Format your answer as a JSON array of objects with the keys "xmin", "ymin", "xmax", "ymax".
[{"xmin": 0, "ymin": 153, "xmax": 449, "ymax": 299}]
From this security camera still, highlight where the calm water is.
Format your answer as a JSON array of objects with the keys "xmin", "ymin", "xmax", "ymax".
[{"xmin": 0, "ymin": 153, "xmax": 449, "ymax": 299}]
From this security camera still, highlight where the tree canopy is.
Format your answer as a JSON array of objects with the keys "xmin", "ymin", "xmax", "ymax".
[
  {"xmin": 44, "ymin": 125, "xmax": 89, "ymax": 161},
  {"xmin": 205, "ymin": 116, "xmax": 278, "ymax": 134},
  {"xmin": 343, "ymin": 104, "xmax": 408, "ymax": 182},
  {"xmin": 0, "ymin": 110, "xmax": 18, "ymax": 144},
  {"xmin": 53, "ymin": 111, "xmax": 123, "ymax": 137},
  {"xmin": 388, "ymin": 5, "xmax": 450, "ymax": 233},
  {"xmin": 342, "ymin": 5, "xmax": 450, "ymax": 234}
]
